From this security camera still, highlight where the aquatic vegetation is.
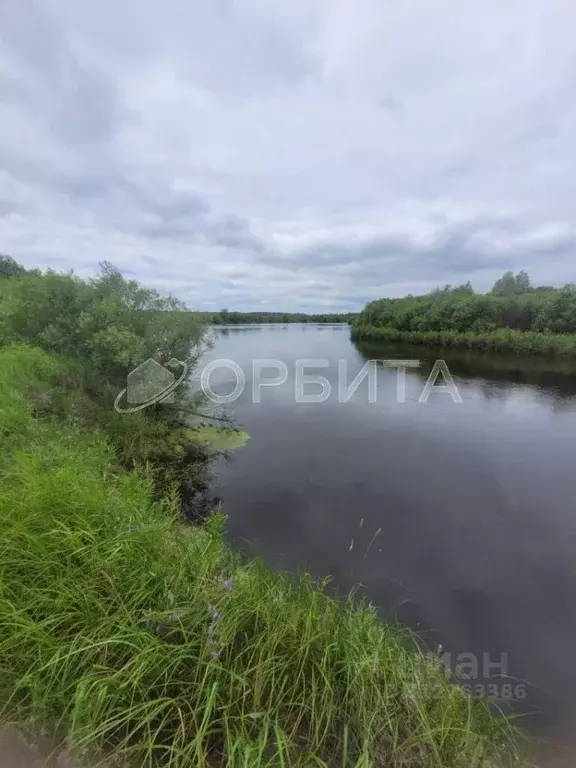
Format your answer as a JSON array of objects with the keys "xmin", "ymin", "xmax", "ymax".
[{"xmin": 191, "ymin": 425, "xmax": 251, "ymax": 451}]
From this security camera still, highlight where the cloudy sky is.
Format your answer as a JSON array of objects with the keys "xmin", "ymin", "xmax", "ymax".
[{"xmin": 1, "ymin": 0, "xmax": 575, "ymax": 311}]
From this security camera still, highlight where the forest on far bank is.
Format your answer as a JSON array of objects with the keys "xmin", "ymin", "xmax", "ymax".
[
  {"xmin": 211, "ymin": 309, "xmax": 358, "ymax": 324},
  {"xmin": 355, "ymin": 271, "xmax": 576, "ymax": 335}
]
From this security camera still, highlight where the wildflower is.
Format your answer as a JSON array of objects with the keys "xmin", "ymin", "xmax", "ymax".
[
  {"xmin": 207, "ymin": 603, "xmax": 220, "ymax": 621},
  {"xmin": 223, "ymin": 578, "xmax": 233, "ymax": 591}
]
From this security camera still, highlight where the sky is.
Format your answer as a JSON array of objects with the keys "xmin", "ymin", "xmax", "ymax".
[{"xmin": 0, "ymin": 0, "xmax": 575, "ymax": 312}]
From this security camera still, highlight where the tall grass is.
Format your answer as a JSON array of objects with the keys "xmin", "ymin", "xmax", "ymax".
[
  {"xmin": 0, "ymin": 346, "xmax": 524, "ymax": 766},
  {"xmin": 351, "ymin": 325, "xmax": 576, "ymax": 357}
]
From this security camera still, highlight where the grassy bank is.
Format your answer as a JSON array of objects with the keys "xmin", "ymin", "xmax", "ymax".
[
  {"xmin": 351, "ymin": 324, "xmax": 576, "ymax": 357},
  {"xmin": 0, "ymin": 344, "xmax": 525, "ymax": 766}
]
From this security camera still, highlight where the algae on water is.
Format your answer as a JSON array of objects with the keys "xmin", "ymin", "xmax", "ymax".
[{"xmin": 189, "ymin": 425, "xmax": 250, "ymax": 451}]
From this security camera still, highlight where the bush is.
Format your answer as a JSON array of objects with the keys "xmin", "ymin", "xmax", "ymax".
[{"xmin": 0, "ymin": 261, "xmax": 235, "ymax": 519}]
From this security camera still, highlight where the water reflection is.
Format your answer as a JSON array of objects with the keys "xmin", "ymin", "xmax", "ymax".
[{"xmin": 355, "ymin": 339, "xmax": 576, "ymax": 404}]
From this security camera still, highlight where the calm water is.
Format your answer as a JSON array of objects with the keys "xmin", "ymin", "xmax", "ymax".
[{"xmin": 199, "ymin": 324, "xmax": 576, "ymax": 761}]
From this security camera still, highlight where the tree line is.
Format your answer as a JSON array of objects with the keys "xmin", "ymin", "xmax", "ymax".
[
  {"xmin": 355, "ymin": 271, "xmax": 576, "ymax": 335},
  {"xmin": 212, "ymin": 309, "xmax": 357, "ymax": 324},
  {"xmin": 351, "ymin": 271, "xmax": 576, "ymax": 356}
]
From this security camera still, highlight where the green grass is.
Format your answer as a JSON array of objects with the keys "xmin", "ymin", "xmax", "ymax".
[
  {"xmin": 351, "ymin": 324, "xmax": 576, "ymax": 357},
  {"xmin": 0, "ymin": 346, "xmax": 525, "ymax": 766}
]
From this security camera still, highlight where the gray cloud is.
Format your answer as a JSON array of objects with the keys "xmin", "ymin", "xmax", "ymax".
[{"xmin": 0, "ymin": 0, "xmax": 575, "ymax": 310}]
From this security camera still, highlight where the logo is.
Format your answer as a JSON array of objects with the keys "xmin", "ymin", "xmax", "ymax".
[
  {"xmin": 426, "ymin": 649, "xmax": 528, "ymax": 702},
  {"xmin": 114, "ymin": 358, "xmax": 187, "ymax": 413},
  {"xmin": 199, "ymin": 358, "xmax": 462, "ymax": 405}
]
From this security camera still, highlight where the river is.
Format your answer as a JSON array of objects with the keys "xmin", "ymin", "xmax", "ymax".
[{"xmin": 198, "ymin": 323, "xmax": 576, "ymax": 763}]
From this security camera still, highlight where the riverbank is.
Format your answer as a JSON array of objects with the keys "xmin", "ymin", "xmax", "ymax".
[
  {"xmin": 0, "ymin": 263, "xmax": 526, "ymax": 765},
  {"xmin": 0, "ymin": 346, "xmax": 525, "ymax": 766},
  {"xmin": 351, "ymin": 324, "xmax": 576, "ymax": 357}
]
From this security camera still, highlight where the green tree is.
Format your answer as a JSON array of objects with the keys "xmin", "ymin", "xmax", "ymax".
[
  {"xmin": 0, "ymin": 254, "xmax": 26, "ymax": 279},
  {"xmin": 515, "ymin": 270, "xmax": 532, "ymax": 293},
  {"xmin": 491, "ymin": 270, "xmax": 532, "ymax": 296},
  {"xmin": 491, "ymin": 271, "xmax": 516, "ymax": 296}
]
